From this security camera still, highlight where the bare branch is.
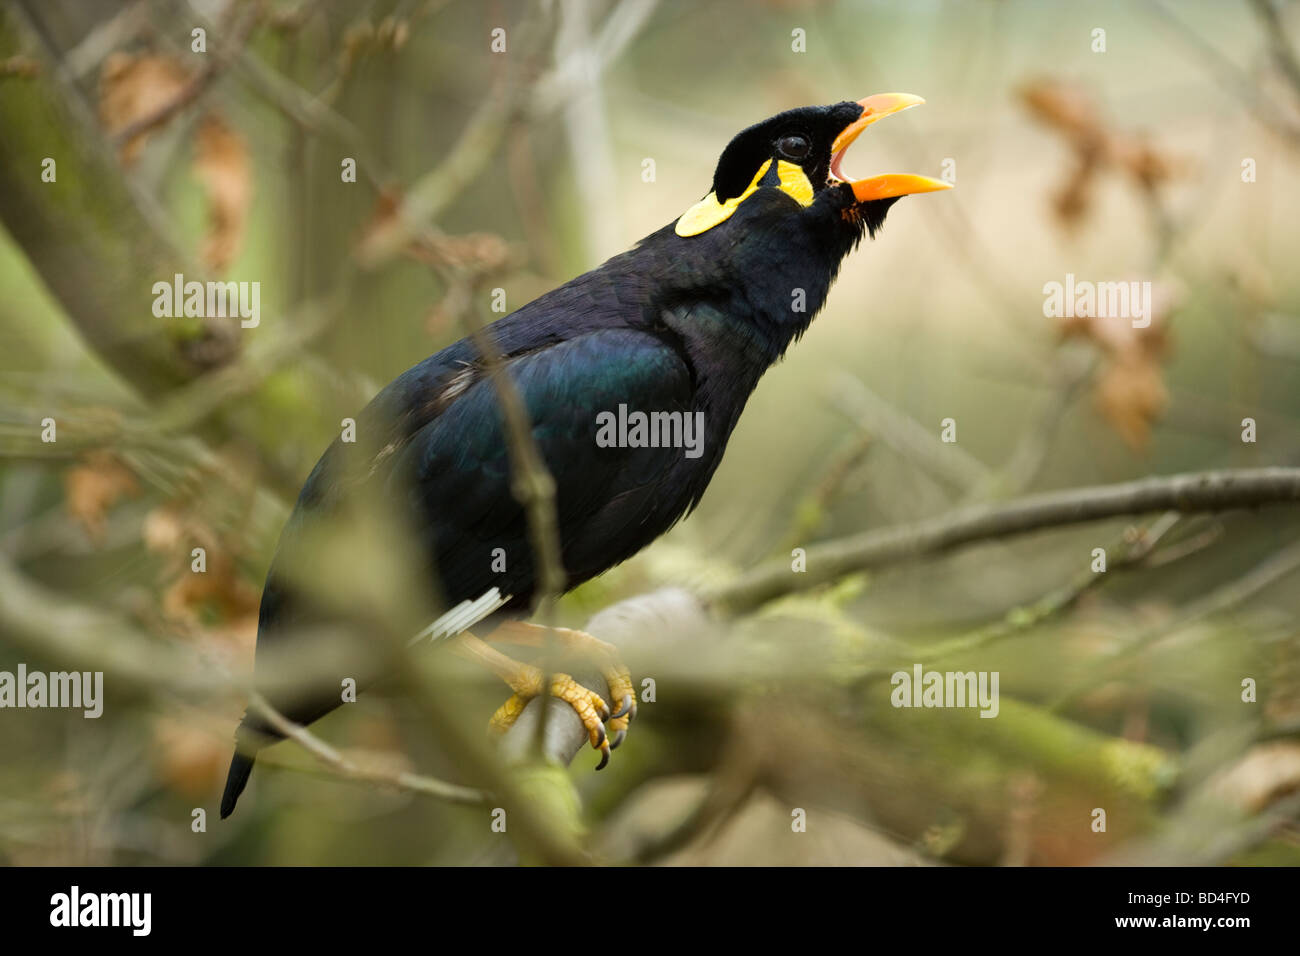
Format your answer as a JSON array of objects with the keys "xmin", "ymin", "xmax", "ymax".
[
  {"xmin": 1050, "ymin": 535, "xmax": 1300, "ymax": 710},
  {"xmin": 710, "ymin": 467, "xmax": 1300, "ymax": 612},
  {"xmin": 110, "ymin": 0, "xmax": 266, "ymax": 148},
  {"xmin": 904, "ymin": 512, "xmax": 1188, "ymax": 669},
  {"xmin": 1249, "ymin": 0, "xmax": 1300, "ymax": 102},
  {"xmin": 0, "ymin": 3, "xmax": 236, "ymax": 392},
  {"xmin": 828, "ymin": 371, "xmax": 993, "ymax": 493},
  {"xmin": 458, "ymin": 303, "xmax": 567, "ymax": 614},
  {"xmin": 245, "ymin": 691, "xmax": 487, "ymax": 806},
  {"xmin": 1145, "ymin": 0, "xmax": 1300, "ymax": 148}
]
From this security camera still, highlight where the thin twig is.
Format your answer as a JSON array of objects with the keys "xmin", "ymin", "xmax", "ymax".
[
  {"xmin": 245, "ymin": 690, "xmax": 487, "ymax": 806},
  {"xmin": 710, "ymin": 467, "xmax": 1300, "ymax": 613},
  {"xmin": 779, "ymin": 432, "xmax": 871, "ymax": 551},
  {"xmin": 111, "ymin": 0, "xmax": 266, "ymax": 147},
  {"xmin": 828, "ymin": 372, "xmax": 993, "ymax": 494},
  {"xmin": 1145, "ymin": 0, "xmax": 1300, "ymax": 148},
  {"xmin": 226, "ymin": 24, "xmax": 392, "ymax": 192},
  {"xmin": 149, "ymin": 283, "xmax": 350, "ymax": 433},
  {"xmin": 1050, "ymin": 536, "xmax": 1300, "ymax": 711},
  {"xmin": 904, "ymin": 511, "xmax": 1188, "ymax": 668},
  {"xmin": 354, "ymin": 18, "xmax": 549, "ymax": 267},
  {"xmin": 450, "ymin": 300, "xmax": 567, "ymax": 616},
  {"xmin": 1249, "ymin": 0, "xmax": 1300, "ymax": 102},
  {"xmin": 975, "ymin": 353, "xmax": 1096, "ymax": 500},
  {"xmin": 628, "ymin": 745, "xmax": 760, "ymax": 864},
  {"xmin": 456, "ymin": 299, "xmax": 567, "ymax": 758}
]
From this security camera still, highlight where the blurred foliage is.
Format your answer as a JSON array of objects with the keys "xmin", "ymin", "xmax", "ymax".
[{"xmin": 1, "ymin": 0, "xmax": 1299, "ymax": 866}]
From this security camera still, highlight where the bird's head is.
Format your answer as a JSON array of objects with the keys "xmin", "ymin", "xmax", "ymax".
[{"xmin": 675, "ymin": 93, "xmax": 951, "ymax": 241}]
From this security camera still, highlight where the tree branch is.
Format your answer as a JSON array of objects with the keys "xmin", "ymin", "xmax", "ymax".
[
  {"xmin": 710, "ymin": 467, "xmax": 1300, "ymax": 613},
  {"xmin": 245, "ymin": 690, "xmax": 487, "ymax": 806},
  {"xmin": 1249, "ymin": 0, "xmax": 1300, "ymax": 104},
  {"xmin": 109, "ymin": 0, "xmax": 265, "ymax": 149},
  {"xmin": 0, "ymin": 3, "xmax": 237, "ymax": 393},
  {"xmin": 497, "ymin": 588, "xmax": 713, "ymax": 768}
]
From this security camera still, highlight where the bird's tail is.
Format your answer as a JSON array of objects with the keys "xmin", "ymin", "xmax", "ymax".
[
  {"xmin": 220, "ymin": 587, "xmax": 509, "ymax": 818},
  {"xmin": 220, "ymin": 746, "xmax": 257, "ymax": 819}
]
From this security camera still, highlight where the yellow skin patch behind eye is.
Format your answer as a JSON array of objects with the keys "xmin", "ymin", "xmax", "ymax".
[
  {"xmin": 775, "ymin": 158, "xmax": 815, "ymax": 206},
  {"xmin": 675, "ymin": 160, "xmax": 815, "ymax": 237}
]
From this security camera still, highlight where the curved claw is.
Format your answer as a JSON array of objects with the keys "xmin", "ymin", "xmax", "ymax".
[{"xmin": 481, "ymin": 631, "xmax": 638, "ymax": 771}]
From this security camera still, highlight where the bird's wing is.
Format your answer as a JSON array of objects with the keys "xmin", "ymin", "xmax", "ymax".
[{"xmin": 385, "ymin": 326, "xmax": 697, "ymax": 608}]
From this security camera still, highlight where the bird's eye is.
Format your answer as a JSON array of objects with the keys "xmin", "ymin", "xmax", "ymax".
[{"xmin": 777, "ymin": 135, "xmax": 810, "ymax": 161}]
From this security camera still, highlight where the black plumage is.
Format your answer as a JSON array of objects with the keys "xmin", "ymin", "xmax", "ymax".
[{"xmin": 221, "ymin": 97, "xmax": 945, "ymax": 817}]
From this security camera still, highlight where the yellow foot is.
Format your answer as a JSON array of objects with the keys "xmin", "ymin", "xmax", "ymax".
[
  {"xmin": 488, "ymin": 670, "xmax": 615, "ymax": 768},
  {"xmin": 458, "ymin": 622, "xmax": 638, "ymax": 768},
  {"xmin": 599, "ymin": 655, "xmax": 637, "ymax": 752}
]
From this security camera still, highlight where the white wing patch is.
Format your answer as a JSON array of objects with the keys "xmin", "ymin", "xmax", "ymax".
[
  {"xmin": 407, "ymin": 586, "xmax": 511, "ymax": 646},
  {"xmin": 439, "ymin": 363, "xmax": 478, "ymax": 406}
]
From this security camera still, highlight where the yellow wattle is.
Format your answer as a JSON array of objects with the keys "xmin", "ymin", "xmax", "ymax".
[
  {"xmin": 775, "ymin": 159, "xmax": 815, "ymax": 207},
  {"xmin": 674, "ymin": 159, "xmax": 815, "ymax": 237}
]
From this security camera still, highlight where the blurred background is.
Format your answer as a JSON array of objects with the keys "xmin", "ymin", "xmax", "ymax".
[{"xmin": 1, "ymin": 0, "xmax": 1299, "ymax": 865}]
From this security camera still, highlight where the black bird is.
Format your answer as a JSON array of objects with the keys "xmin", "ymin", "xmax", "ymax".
[{"xmin": 220, "ymin": 93, "xmax": 949, "ymax": 818}]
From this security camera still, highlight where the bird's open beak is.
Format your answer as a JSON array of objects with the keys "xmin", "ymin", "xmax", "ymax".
[{"xmin": 830, "ymin": 93, "xmax": 953, "ymax": 202}]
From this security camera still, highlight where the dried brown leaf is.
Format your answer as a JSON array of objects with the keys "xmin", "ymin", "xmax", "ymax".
[
  {"xmin": 152, "ymin": 714, "xmax": 231, "ymax": 796},
  {"xmin": 1060, "ymin": 281, "xmax": 1181, "ymax": 450},
  {"xmin": 1021, "ymin": 78, "xmax": 1185, "ymax": 227},
  {"xmin": 1095, "ymin": 354, "xmax": 1169, "ymax": 451},
  {"xmin": 64, "ymin": 451, "xmax": 139, "ymax": 543},
  {"xmin": 161, "ymin": 550, "xmax": 260, "ymax": 629},
  {"xmin": 98, "ymin": 52, "xmax": 191, "ymax": 164},
  {"xmin": 1019, "ymin": 79, "xmax": 1107, "ymax": 148},
  {"xmin": 192, "ymin": 113, "xmax": 253, "ymax": 272}
]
